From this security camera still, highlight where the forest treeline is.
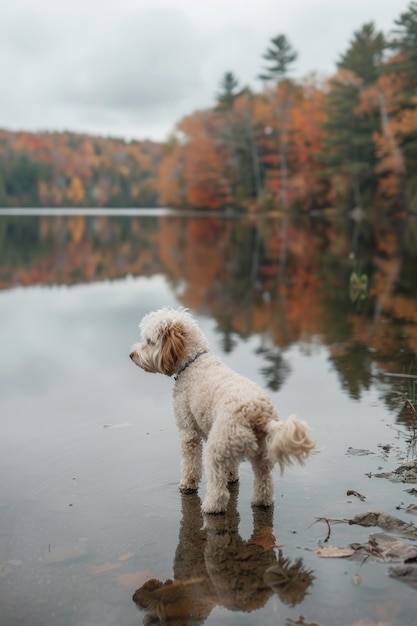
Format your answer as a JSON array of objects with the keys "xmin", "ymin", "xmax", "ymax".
[
  {"xmin": 1, "ymin": 1, "xmax": 416, "ymax": 213},
  {"xmin": 0, "ymin": 131, "xmax": 162, "ymax": 208}
]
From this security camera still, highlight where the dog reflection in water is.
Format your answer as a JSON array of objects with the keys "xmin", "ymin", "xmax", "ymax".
[{"xmin": 133, "ymin": 487, "xmax": 314, "ymax": 625}]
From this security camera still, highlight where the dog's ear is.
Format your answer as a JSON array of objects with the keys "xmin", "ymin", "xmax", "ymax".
[{"xmin": 158, "ymin": 322, "xmax": 187, "ymax": 376}]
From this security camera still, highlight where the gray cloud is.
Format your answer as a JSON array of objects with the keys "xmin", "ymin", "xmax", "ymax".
[
  {"xmin": 57, "ymin": 8, "xmax": 208, "ymax": 112},
  {"xmin": 0, "ymin": 0, "xmax": 411, "ymax": 141}
]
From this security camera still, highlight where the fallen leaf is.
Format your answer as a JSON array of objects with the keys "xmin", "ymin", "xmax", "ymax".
[
  {"xmin": 406, "ymin": 504, "xmax": 417, "ymax": 516},
  {"xmin": 318, "ymin": 534, "xmax": 417, "ymax": 563},
  {"xmin": 374, "ymin": 461, "xmax": 417, "ymax": 484},
  {"xmin": 352, "ymin": 533, "xmax": 417, "ymax": 562},
  {"xmin": 346, "ymin": 447, "xmax": 374, "ymax": 456},
  {"xmin": 388, "ymin": 565, "xmax": 417, "ymax": 589},
  {"xmin": 317, "ymin": 546, "xmax": 355, "ymax": 558},
  {"xmin": 349, "ymin": 511, "xmax": 417, "ymax": 540}
]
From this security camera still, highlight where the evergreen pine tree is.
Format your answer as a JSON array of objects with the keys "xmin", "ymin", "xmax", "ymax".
[
  {"xmin": 259, "ymin": 34, "xmax": 298, "ymax": 81},
  {"xmin": 216, "ymin": 72, "xmax": 240, "ymax": 110},
  {"xmin": 318, "ymin": 23, "xmax": 386, "ymax": 208},
  {"xmin": 338, "ymin": 22, "xmax": 385, "ymax": 85},
  {"xmin": 390, "ymin": 0, "xmax": 417, "ymax": 83},
  {"xmin": 385, "ymin": 1, "xmax": 417, "ymax": 203}
]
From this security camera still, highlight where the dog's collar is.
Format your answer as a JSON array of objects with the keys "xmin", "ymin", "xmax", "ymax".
[{"xmin": 174, "ymin": 351, "xmax": 208, "ymax": 381}]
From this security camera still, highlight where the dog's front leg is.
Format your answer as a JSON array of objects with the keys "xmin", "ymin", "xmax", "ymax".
[
  {"xmin": 201, "ymin": 439, "xmax": 231, "ymax": 514},
  {"xmin": 178, "ymin": 431, "xmax": 202, "ymax": 493}
]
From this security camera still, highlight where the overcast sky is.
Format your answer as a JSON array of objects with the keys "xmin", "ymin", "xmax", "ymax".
[{"xmin": 0, "ymin": 0, "xmax": 410, "ymax": 142}]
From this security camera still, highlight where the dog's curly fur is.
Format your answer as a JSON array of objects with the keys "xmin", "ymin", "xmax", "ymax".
[{"xmin": 129, "ymin": 307, "xmax": 316, "ymax": 514}]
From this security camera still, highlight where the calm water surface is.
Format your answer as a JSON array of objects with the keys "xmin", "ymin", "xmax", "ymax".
[{"xmin": 1, "ymin": 210, "xmax": 417, "ymax": 626}]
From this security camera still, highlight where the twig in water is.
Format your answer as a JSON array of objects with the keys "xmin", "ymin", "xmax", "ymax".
[{"xmin": 315, "ymin": 517, "xmax": 332, "ymax": 542}]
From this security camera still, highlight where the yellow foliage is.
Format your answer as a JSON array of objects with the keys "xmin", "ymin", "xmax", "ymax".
[{"xmin": 66, "ymin": 176, "xmax": 85, "ymax": 206}]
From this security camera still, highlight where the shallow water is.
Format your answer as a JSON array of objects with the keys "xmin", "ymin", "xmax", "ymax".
[{"xmin": 1, "ymin": 211, "xmax": 417, "ymax": 626}]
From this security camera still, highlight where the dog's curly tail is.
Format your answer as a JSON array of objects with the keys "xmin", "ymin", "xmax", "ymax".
[{"xmin": 265, "ymin": 416, "xmax": 316, "ymax": 474}]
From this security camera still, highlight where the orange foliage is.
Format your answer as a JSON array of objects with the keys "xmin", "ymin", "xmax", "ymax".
[
  {"xmin": 1, "ymin": 43, "xmax": 413, "ymax": 213},
  {"xmin": 0, "ymin": 129, "xmax": 162, "ymax": 207},
  {"xmin": 184, "ymin": 135, "xmax": 231, "ymax": 209},
  {"xmin": 158, "ymin": 113, "xmax": 232, "ymax": 210}
]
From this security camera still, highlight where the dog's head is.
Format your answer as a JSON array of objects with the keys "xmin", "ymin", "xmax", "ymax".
[{"xmin": 129, "ymin": 307, "xmax": 209, "ymax": 377}]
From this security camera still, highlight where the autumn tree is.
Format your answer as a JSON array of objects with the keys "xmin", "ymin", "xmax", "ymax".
[
  {"xmin": 172, "ymin": 112, "xmax": 232, "ymax": 210},
  {"xmin": 287, "ymin": 77, "xmax": 328, "ymax": 209},
  {"xmin": 259, "ymin": 34, "xmax": 298, "ymax": 208},
  {"xmin": 66, "ymin": 175, "xmax": 85, "ymax": 206}
]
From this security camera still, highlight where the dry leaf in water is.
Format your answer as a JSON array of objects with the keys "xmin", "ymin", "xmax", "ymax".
[
  {"xmin": 350, "ymin": 533, "xmax": 417, "ymax": 562},
  {"xmin": 388, "ymin": 565, "xmax": 417, "ymax": 589},
  {"xmin": 349, "ymin": 511, "xmax": 417, "ymax": 540},
  {"xmin": 317, "ymin": 546, "xmax": 355, "ymax": 558}
]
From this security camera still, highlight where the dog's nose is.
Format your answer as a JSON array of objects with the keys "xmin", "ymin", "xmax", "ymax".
[{"xmin": 129, "ymin": 351, "xmax": 135, "ymax": 360}]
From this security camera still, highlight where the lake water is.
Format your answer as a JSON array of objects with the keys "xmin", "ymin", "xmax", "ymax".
[{"xmin": 1, "ymin": 209, "xmax": 417, "ymax": 626}]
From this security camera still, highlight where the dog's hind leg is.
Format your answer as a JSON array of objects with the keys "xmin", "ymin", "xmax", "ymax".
[
  {"xmin": 249, "ymin": 448, "xmax": 275, "ymax": 507},
  {"xmin": 201, "ymin": 436, "xmax": 234, "ymax": 514},
  {"xmin": 178, "ymin": 431, "xmax": 202, "ymax": 493}
]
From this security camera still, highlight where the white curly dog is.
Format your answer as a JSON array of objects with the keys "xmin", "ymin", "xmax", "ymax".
[{"xmin": 129, "ymin": 307, "xmax": 316, "ymax": 514}]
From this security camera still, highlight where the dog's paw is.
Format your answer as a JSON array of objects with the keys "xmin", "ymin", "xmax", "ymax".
[
  {"xmin": 251, "ymin": 497, "xmax": 274, "ymax": 507},
  {"xmin": 180, "ymin": 487, "xmax": 198, "ymax": 494},
  {"xmin": 202, "ymin": 495, "xmax": 229, "ymax": 515},
  {"xmin": 179, "ymin": 483, "xmax": 198, "ymax": 494}
]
